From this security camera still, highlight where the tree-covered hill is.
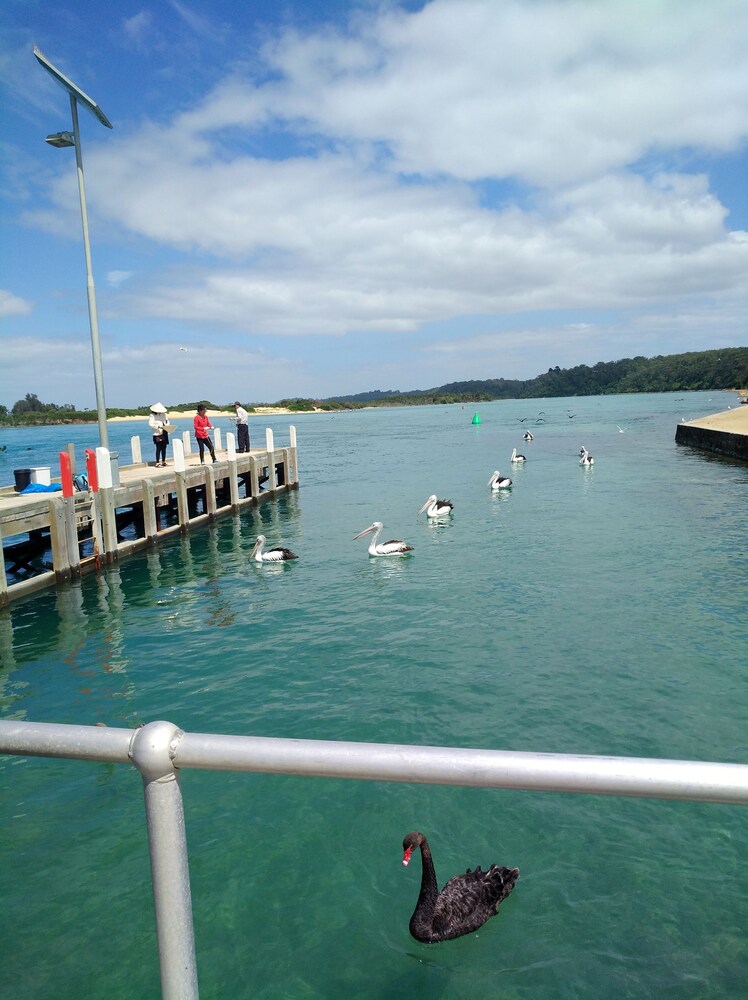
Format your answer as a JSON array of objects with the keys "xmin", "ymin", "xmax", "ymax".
[
  {"xmin": 1, "ymin": 347, "xmax": 746, "ymax": 424},
  {"xmin": 327, "ymin": 347, "xmax": 748, "ymax": 405}
]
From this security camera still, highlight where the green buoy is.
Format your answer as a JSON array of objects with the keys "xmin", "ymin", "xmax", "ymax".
[{"xmin": 471, "ymin": 411, "xmax": 481, "ymax": 425}]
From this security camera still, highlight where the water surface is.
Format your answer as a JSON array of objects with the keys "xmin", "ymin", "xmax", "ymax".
[{"xmin": 1, "ymin": 392, "xmax": 747, "ymax": 998}]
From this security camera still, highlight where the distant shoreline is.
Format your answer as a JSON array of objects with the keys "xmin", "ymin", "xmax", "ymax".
[{"xmin": 107, "ymin": 406, "xmax": 314, "ymax": 422}]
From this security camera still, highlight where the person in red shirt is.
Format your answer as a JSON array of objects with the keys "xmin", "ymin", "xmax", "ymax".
[{"xmin": 193, "ymin": 404, "xmax": 216, "ymax": 463}]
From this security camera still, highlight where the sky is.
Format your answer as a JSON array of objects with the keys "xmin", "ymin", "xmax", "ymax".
[{"xmin": 1, "ymin": 0, "xmax": 747, "ymax": 409}]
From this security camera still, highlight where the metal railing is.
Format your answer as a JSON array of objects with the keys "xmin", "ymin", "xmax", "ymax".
[{"xmin": 2, "ymin": 719, "xmax": 748, "ymax": 999}]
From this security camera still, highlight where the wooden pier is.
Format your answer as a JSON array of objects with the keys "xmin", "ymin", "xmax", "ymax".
[{"xmin": 0, "ymin": 426, "xmax": 299, "ymax": 607}]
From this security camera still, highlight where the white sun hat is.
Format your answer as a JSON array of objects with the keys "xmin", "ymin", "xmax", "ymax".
[{"xmin": 150, "ymin": 402, "xmax": 167, "ymax": 413}]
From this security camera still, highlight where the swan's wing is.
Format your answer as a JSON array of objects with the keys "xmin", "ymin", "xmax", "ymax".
[
  {"xmin": 431, "ymin": 872, "xmax": 493, "ymax": 938},
  {"xmin": 431, "ymin": 867, "xmax": 519, "ymax": 938}
]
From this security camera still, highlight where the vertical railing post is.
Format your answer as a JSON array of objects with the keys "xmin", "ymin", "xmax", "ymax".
[
  {"xmin": 0, "ymin": 517, "xmax": 8, "ymax": 607},
  {"xmin": 173, "ymin": 440, "xmax": 189, "ymax": 530},
  {"xmin": 96, "ymin": 446, "xmax": 118, "ymax": 562},
  {"xmin": 226, "ymin": 433, "xmax": 239, "ymax": 510},
  {"xmin": 129, "ymin": 721, "xmax": 199, "ymax": 1000},
  {"xmin": 289, "ymin": 425, "xmax": 298, "ymax": 485},
  {"xmin": 265, "ymin": 428, "xmax": 275, "ymax": 492}
]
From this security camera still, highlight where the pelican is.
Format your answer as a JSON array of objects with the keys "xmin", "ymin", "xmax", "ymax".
[
  {"xmin": 522, "ymin": 431, "xmax": 533, "ymax": 442},
  {"xmin": 353, "ymin": 521, "xmax": 414, "ymax": 556},
  {"xmin": 511, "ymin": 447, "xmax": 526, "ymax": 463},
  {"xmin": 418, "ymin": 495, "xmax": 454, "ymax": 519},
  {"xmin": 579, "ymin": 447, "xmax": 594, "ymax": 466},
  {"xmin": 488, "ymin": 470, "xmax": 512, "ymax": 490},
  {"xmin": 250, "ymin": 534, "xmax": 299, "ymax": 562}
]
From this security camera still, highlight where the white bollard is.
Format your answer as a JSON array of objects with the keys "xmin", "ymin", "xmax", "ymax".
[
  {"xmin": 131, "ymin": 435, "xmax": 142, "ymax": 464},
  {"xmin": 226, "ymin": 432, "xmax": 236, "ymax": 461},
  {"xmin": 214, "ymin": 428, "xmax": 222, "ymax": 452},
  {"xmin": 95, "ymin": 447, "xmax": 113, "ymax": 489},
  {"xmin": 265, "ymin": 428, "xmax": 274, "ymax": 451},
  {"xmin": 181, "ymin": 430, "xmax": 192, "ymax": 455},
  {"xmin": 173, "ymin": 439, "xmax": 185, "ymax": 473},
  {"xmin": 289, "ymin": 426, "xmax": 297, "ymax": 449}
]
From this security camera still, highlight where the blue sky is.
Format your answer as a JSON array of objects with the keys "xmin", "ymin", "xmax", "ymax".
[{"xmin": 1, "ymin": 0, "xmax": 747, "ymax": 409}]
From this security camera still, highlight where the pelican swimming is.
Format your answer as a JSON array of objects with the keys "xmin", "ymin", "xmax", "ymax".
[
  {"xmin": 418, "ymin": 495, "xmax": 454, "ymax": 519},
  {"xmin": 250, "ymin": 534, "xmax": 299, "ymax": 562},
  {"xmin": 488, "ymin": 470, "xmax": 512, "ymax": 490},
  {"xmin": 522, "ymin": 431, "xmax": 533, "ymax": 442},
  {"xmin": 511, "ymin": 448, "xmax": 526, "ymax": 463},
  {"xmin": 353, "ymin": 521, "xmax": 414, "ymax": 556},
  {"xmin": 579, "ymin": 446, "xmax": 594, "ymax": 466}
]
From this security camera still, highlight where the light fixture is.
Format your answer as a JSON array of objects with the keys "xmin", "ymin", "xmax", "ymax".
[{"xmin": 45, "ymin": 131, "xmax": 76, "ymax": 148}]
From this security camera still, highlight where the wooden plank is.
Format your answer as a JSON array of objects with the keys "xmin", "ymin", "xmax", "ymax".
[
  {"xmin": 0, "ymin": 517, "xmax": 8, "ymax": 607},
  {"xmin": 249, "ymin": 456, "xmax": 260, "ymax": 500},
  {"xmin": 204, "ymin": 464, "xmax": 217, "ymax": 518},
  {"xmin": 175, "ymin": 472, "xmax": 189, "ymax": 531},
  {"xmin": 99, "ymin": 487, "xmax": 119, "ymax": 562},
  {"xmin": 63, "ymin": 495, "xmax": 81, "ymax": 576},
  {"xmin": 228, "ymin": 457, "xmax": 240, "ymax": 509},
  {"xmin": 47, "ymin": 497, "xmax": 71, "ymax": 583},
  {"xmin": 142, "ymin": 478, "xmax": 158, "ymax": 540}
]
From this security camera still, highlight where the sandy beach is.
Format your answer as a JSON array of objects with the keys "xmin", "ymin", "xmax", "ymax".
[{"xmin": 107, "ymin": 407, "xmax": 302, "ymax": 422}]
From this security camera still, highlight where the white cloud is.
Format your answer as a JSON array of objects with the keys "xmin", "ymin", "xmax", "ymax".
[
  {"xmin": 122, "ymin": 11, "xmax": 154, "ymax": 49},
  {"xmin": 259, "ymin": 0, "xmax": 748, "ymax": 185},
  {"xmin": 13, "ymin": 0, "xmax": 748, "ymax": 403},
  {"xmin": 107, "ymin": 271, "xmax": 133, "ymax": 288},
  {"xmin": 0, "ymin": 290, "xmax": 33, "ymax": 318}
]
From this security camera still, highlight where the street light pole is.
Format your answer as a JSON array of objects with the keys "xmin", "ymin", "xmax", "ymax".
[
  {"xmin": 34, "ymin": 47, "xmax": 113, "ymax": 449},
  {"xmin": 67, "ymin": 94, "xmax": 109, "ymax": 448}
]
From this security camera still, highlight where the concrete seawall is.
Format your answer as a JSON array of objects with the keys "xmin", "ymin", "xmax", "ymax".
[{"xmin": 675, "ymin": 404, "xmax": 748, "ymax": 460}]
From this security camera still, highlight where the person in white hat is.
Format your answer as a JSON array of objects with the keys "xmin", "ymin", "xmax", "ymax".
[{"xmin": 149, "ymin": 403, "xmax": 170, "ymax": 467}]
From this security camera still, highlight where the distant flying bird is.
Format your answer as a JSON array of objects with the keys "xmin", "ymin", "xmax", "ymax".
[
  {"xmin": 616, "ymin": 425, "xmax": 628, "ymax": 433},
  {"xmin": 567, "ymin": 413, "xmax": 576, "ymax": 419},
  {"xmin": 517, "ymin": 417, "xmax": 528, "ymax": 423},
  {"xmin": 353, "ymin": 521, "xmax": 414, "ymax": 557}
]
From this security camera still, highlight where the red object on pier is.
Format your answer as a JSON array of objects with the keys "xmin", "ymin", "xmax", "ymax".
[
  {"xmin": 85, "ymin": 449, "xmax": 99, "ymax": 492},
  {"xmin": 59, "ymin": 452, "xmax": 74, "ymax": 497}
]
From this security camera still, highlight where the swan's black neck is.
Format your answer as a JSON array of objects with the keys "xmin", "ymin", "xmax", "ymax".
[{"xmin": 410, "ymin": 838, "xmax": 439, "ymax": 936}]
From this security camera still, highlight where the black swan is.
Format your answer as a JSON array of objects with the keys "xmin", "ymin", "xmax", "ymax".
[{"xmin": 401, "ymin": 831, "xmax": 519, "ymax": 943}]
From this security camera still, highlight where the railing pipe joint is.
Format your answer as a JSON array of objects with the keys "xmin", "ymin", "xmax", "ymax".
[{"xmin": 130, "ymin": 720, "xmax": 184, "ymax": 783}]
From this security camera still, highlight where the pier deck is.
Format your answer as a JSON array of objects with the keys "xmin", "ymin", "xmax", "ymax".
[
  {"xmin": 0, "ymin": 432, "xmax": 298, "ymax": 606},
  {"xmin": 675, "ymin": 405, "xmax": 748, "ymax": 460}
]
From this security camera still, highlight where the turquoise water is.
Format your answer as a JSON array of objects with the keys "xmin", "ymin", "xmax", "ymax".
[{"xmin": 1, "ymin": 392, "xmax": 747, "ymax": 999}]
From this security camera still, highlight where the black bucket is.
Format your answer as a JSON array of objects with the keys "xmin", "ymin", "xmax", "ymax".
[{"xmin": 14, "ymin": 469, "xmax": 33, "ymax": 492}]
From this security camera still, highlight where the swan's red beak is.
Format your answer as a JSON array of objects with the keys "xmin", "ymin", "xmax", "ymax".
[{"xmin": 402, "ymin": 846, "xmax": 413, "ymax": 867}]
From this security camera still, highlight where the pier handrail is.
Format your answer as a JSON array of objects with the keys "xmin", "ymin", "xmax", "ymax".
[{"xmin": 2, "ymin": 718, "xmax": 748, "ymax": 999}]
